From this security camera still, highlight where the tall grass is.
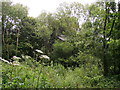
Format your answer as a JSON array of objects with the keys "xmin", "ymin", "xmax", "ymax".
[{"xmin": 1, "ymin": 59, "xmax": 120, "ymax": 88}]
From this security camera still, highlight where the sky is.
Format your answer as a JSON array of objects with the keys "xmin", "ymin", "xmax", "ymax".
[{"xmin": 11, "ymin": 0, "xmax": 96, "ymax": 17}]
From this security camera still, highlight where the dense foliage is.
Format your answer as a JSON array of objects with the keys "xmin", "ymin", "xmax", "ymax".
[
  {"xmin": 1, "ymin": 0, "xmax": 120, "ymax": 88},
  {"xmin": 2, "ymin": 61, "xmax": 120, "ymax": 88}
]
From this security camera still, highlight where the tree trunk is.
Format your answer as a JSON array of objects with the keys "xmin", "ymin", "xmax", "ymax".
[
  {"xmin": 16, "ymin": 29, "xmax": 19, "ymax": 56},
  {"xmin": 6, "ymin": 29, "xmax": 9, "ymax": 59},
  {"xmin": 2, "ymin": 2, "xmax": 5, "ymax": 46},
  {"xmin": 49, "ymin": 28, "xmax": 57, "ymax": 52},
  {"xmin": 103, "ymin": 2, "xmax": 108, "ymax": 76},
  {"xmin": 118, "ymin": 1, "xmax": 120, "ymax": 31}
]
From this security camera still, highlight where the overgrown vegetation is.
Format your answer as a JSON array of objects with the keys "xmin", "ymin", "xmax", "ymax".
[
  {"xmin": 1, "ymin": 0, "xmax": 120, "ymax": 88},
  {"xmin": 2, "ymin": 60, "xmax": 120, "ymax": 88}
]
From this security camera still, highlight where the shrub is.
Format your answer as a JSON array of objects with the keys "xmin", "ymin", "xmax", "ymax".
[{"xmin": 52, "ymin": 41, "xmax": 74, "ymax": 59}]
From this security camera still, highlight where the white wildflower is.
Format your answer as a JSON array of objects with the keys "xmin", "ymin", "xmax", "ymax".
[
  {"xmin": 22, "ymin": 55, "xmax": 31, "ymax": 59},
  {"xmin": 0, "ymin": 57, "xmax": 20, "ymax": 65},
  {"xmin": 35, "ymin": 49, "xmax": 43, "ymax": 54},
  {"xmin": 25, "ymin": 56, "xmax": 31, "ymax": 59},
  {"xmin": 0, "ymin": 57, "xmax": 10, "ymax": 64},
  {"xmin": 40, "ymin": 55, "xmax": 50, "ymax": 60},
  {"xmin": 12, "ymin": 56, "xmax": 21, "ymax": 60},
  {"xmin": 12, "ymin": 61, "xmax": 20, "ymax": 66}
]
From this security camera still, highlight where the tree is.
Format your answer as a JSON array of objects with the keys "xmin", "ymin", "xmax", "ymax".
[
  {"xmin": 18, "ymin": 16, "xmax": 37, "ymax": 56},
  {"xmin": 2, "ymin": 2, "xmax": 28, "ymax": 59}
]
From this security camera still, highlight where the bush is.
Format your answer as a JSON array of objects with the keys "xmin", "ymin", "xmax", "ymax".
[{"xmin": 52, "ymin": 41, "xmax": 74, "ymax": 59}]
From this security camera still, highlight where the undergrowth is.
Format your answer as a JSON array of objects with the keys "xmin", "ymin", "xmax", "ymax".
[{"xmin": 1, "ymin": 60, "xmax": 120, "ymax": 88}]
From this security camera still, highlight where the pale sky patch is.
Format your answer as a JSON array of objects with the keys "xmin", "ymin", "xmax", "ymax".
[{"xmin": 11, "ymin": 0, "xmax": 96, "ymax": 17}]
